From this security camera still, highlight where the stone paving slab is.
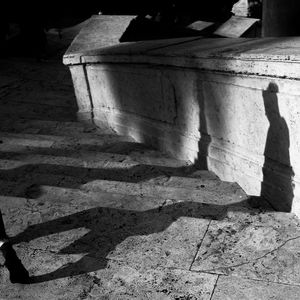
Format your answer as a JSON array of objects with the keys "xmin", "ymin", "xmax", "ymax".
[
  {"xmin": 0, "ymin": 158, "xmax": 173, "ymax": 189},
  {"xmin": 165, "ymin": 174, "xmax": 221, "ymax": 188},
  {"xmin": 1, "ymin": 254, "xmax": 217, "ymax": 300},
  {"xmin": 0, "ymin": 131, "xmax": 133, "ymax": 149},
  {"xmin": 2, "ymin": 188, "xmax": 299, "ymax": 299},
  {"xmin": 211, "ymin": 275, "xmax": 300, "ymax": 300},
  {"xmin": 0, "ymin": 142, "xmax": 185, "ymax": 169},
  {"xmin": 0, "ymin": 186, "xmax": 217, "ymax": 299},
  {"xmin": 1, "ymin": 191, "xmax": 166, "ymax": 237},
  {"xmin": 0, "ymin": 146, "xmax": 191, "ymax": 177},
  {"xmin": 86, "ymin": 261, "xmax": 217, "ymax": 300},
  {"xmin": 191, "ymin": 208, "xmax": 300, "ymax": 285}
]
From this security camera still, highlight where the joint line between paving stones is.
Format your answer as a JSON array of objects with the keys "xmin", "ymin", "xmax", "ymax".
[
  {"xmin": 209, "ymin": 274, "xmax": 219, "ymax": 300},
  {"xmin": 189, "ymin": 219, "xmax": 212, "ymax": 271},
  {"xmin": 204, "ymin": 235, "xmax": 300, "ymax": 273}
]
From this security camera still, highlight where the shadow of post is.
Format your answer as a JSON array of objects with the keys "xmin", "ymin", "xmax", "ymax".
[{"xmin": 261, "ymin": 82, "xmax": 294, "ymax": 212}]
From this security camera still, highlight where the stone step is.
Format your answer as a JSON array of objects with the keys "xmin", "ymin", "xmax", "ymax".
[
  {"xmin": 0, "ymin": 146, "xmax": 192, "ymax": 168},
  {"xmin": 18, "ymin": 180, "xmax": 244, "ymax": 208},
  {"xmin": 0, "ymin": 118, "xmax": 116, "ymax": 137},
  {"xmin": 0, "ymin": 155, "xmax": 169, "ymax": 185},
  {"xmin": 0, "ymin": 131, "xmax": 134, "ymax": 150},
  {"xmin": 0, "ymin": 103, "xmax": 77, "ymax": 122},
  {"xmin": 0, "ymin": 164, "xmax": 246, "ymax": 205},
  {"xmin": 0, "ymin": 132, "xmax": 191, "ymax": 169},
  {"xmin": 0, "ymin": 151, "xmax": 196, "ymax": 194},
  {"xmin": 82, "ymin": 178, "xmax": 247, "ymax": 206},
  {"xmin": 0, "ymin": 180, "xmax": 241, "ymax": 225}
]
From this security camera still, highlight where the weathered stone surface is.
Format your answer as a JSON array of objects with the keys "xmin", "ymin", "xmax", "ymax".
[
  {"xmin": 3, "ymin": 186, "xmax": 213, "ymax": 268},
  {"xmin": 106, "ymin": 208, "xmax": 210, "ymax": 270},
  {"xmin": 0, "ymin": 181, "xmax": 214, "ymax": 296},
  {"xmin": 192, "ymin": 209, "xmax": 300, "ymax": 285},
  {"xmin": 0, "ymin": 131, "xmax": 133, "ymax": 150},
  {"xmin": 0, "ymin": 118, "xmax": 114, "ymax": 137},
  {"xmin": 88, "ymin": 261, "xmax": 217, "ymax": 300},
  {"xmin": 2, "ymin": 18, "xmax": 300, "ymax": 299},
  {"xmin": 64, "ymin": 30, "xmax": 300, "ymax": 216},
  {"xmin": 1, "ymin": 251, "xmax": 217, "ymax": 300},
  {"xmin": 83, "ymin": 179, "xmax": 246, "ymax": 205},
  {"xmin": 212, "ymin": 275, "xmax": 300, "ymax": 300},
  {"xmin": 0, "ymin": 264, "xmax": 96, "ymax": 300}
]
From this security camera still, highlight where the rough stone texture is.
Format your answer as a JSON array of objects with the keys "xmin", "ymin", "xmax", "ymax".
[
  {"xmin": 65, "ymin": 15, "xmax": 136, "ymax": 62},
  {"xmin": 212, "ymin": 275, "xmax": 300, "ymax": 300},
  {"xmin": 63, "ymin": 16, "xmax": 300, "ymax": 216},
  {"xmin": 2, "ymin": 15, "xmax": 300, "ymax": 300},
  {"xmin": 86, "ymin": 262, "xmax": 217, "ymax": 300},
  {"xmin": 192, "ymin": 208, "xmax": 300, "ymax": 285}
]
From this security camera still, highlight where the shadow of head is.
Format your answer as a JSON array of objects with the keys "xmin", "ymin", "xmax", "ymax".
[{"xmin": 263, "ymin": 82, "xmax": 280, "ymax": 119}]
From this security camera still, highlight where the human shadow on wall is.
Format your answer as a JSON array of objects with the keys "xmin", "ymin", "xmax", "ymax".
[
  {"xmin": 10, "ymin": 197, "xmax": 268, "ymax": 283},
  {"xmin": 261, "ymin": 82, "xmax": 294, "ymax": 212}
]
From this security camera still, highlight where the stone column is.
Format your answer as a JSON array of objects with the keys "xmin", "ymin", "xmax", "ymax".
[{"xmin": 263, "ymin": 0, "xmax": 300, "ymax": 36}]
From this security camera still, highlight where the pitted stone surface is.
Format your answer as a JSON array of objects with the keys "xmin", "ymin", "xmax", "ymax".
[
  {"xmin": 86, "ymin": 261, "xmax": 217, "ymax": 300},
  {"xmin": 211, "ymin": 275, "xmax": 300, "ymax": 300},
  {"xmin": 192, "ymin": 208, "xmax": 300, "ymax": 285},
  {"xmin": 2, "ymin": 23, "xmax": 300, "ymax": 300}
]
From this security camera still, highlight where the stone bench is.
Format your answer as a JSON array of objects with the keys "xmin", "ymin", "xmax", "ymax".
[{"xmin": 63, "ymin": 15, "xmax": 300, "ymax": 217}]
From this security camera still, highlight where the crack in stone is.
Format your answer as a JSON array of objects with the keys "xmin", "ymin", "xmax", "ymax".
[
  {"xmin": 204, "ymin": 235, "xmax": 300, "ymax": 273},
  {"xmin": 189, "ymin": 220, "xmax": 212, "ymax": 271},
  {"xmin": 209, "ymin": 274, "xmax": 219, "ymax": 300}
]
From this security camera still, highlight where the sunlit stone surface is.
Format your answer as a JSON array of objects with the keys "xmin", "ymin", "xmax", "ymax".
[
  {"xmin": 2, "ymin": 30, "xmax": 300, "ymax": 299},
  {"xmin": 64, "ymin": 16, "xmax": 300, "ymax": 217}
]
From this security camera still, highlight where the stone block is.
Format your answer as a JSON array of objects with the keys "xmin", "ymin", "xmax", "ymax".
[{"xmin": 63, "ymin": 17, "xmax": 300, "ymax": 217}]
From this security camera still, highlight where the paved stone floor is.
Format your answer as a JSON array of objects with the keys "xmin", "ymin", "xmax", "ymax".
[{"xmin": 1, "ymin": 20, "xmax": 300, "ymax": 300}]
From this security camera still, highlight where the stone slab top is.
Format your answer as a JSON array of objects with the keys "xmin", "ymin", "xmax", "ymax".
[
  {"xmin": 64, "ymin": 15, "xmax": 300, "ymax": 79},
  {"xmin": 64, "ymin": 15, "xmax": 136, "ymax": 64}
]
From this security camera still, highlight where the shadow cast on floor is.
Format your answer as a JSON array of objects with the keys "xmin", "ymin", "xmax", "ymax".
[{"xmin": 9, "ymin": 196, "xmax": 270, "ymax": 283}]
